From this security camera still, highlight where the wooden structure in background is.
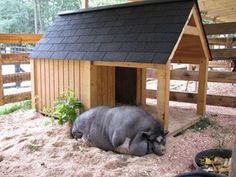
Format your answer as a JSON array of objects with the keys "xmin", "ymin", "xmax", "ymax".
[
  {"xmin": 198, "ymin": 0, "xmax": 236, "ymax": 22},
  {"xmin": 30, "ymin": 0, "xmax": 210, "ymax": 131},
  {"xmin": 0, "ymin": 33, "xmax": 42, "ymax": 105}
]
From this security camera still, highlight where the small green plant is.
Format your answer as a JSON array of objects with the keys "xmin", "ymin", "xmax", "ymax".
[
  {"xmin": 192, "ymin": 116, "xmax": 211, "ymax": 131},
  {"xmin": 211, "ymin": 124, "xmax": 231, "ymax": 149},
  {"xmin": 54, "ymin": 89, "xmax": 82, "ymax": 125},
  {"xmin": 0, "ymin": 100, "xmax": 31, "ymax": 115},
  {"xmin": 42, "ymin": 106, "xmax": 55, "ymax": 126}
]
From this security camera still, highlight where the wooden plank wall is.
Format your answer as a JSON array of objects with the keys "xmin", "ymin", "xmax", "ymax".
[
  {"xmin": 91, "ymin": 65, "xmax": 115, "ymax": 107},
  {"xmin": 32, "ymin": 59, "xmax": 115, "ymax": 111}
]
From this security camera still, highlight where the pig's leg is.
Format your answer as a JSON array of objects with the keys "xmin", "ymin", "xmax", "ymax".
[
  {"xmin": 129, "ymin": 132, "xmax": 148, "ymax": 156},
  {"xmin": 112, "ymin": 130, "xmax": 130, "ymax": 154}
]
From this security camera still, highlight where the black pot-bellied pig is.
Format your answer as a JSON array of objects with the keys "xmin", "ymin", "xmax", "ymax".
[{"xmin": 72, "ymin": 106, "xmax": 167, "ymax": 156}]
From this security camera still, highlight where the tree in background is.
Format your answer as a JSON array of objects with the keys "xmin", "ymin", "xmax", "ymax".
[
  {"xmin": 0, "ymin": 0, "xmax": 128, "ymax": 34},
  {"xmin": 0, "ymin": 0, "xmax": 34, "ymax": 33}
]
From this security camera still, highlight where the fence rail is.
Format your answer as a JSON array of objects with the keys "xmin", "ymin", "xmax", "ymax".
[
  {"xmin": 0, "ymin": 33, "xmax": 41, "ymax": 106},
  {"xmin": 146, "ymin": 69, "xmax": 236, "ymax": 108}
]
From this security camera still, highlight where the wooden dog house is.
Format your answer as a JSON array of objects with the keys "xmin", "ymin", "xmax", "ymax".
[{"xmin": 30, "ymin": 0, "xmax": 210, "ymax": 132}]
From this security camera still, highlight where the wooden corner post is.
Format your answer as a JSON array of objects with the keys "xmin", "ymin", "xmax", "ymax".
[
  {"xmin": 0, "ymin": 54, "xmax": 4, "ymax": 106},
  {"xmin": 30, "ymin": 59, "xmax": 36, "ymax": 109},
  {"xmin": 156, "ymin": 62, "xmax": 171, "ymax": 129},
  {"xmin": 197, "ymin": 58, "xmax": 208, "ymax": 115}
]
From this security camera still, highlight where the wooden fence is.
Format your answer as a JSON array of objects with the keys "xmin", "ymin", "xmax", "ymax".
[
  {"xmin": 146, "ymin": 69, "xmax": 236, "ymax": 108},
  {"xmin": 0, "ymin": 33, "xmax": 42, "ymax": 105}
]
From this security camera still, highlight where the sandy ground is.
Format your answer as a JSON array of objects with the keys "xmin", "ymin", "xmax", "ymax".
[{"xmin": 0, "ymin": 107, "xmax": 235, "ymax": 177}]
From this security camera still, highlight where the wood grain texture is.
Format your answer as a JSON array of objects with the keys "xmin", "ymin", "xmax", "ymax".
[
  {"xmin": 156, "ymin": 61, "xmax": 170, "ymax": 129},
  {"xmin": 197, "ymin": 59, "xmax": 208, "ymax": 115},
  {"xmin": 204, "ymin": 22, "xmax": 236, "ymax": 35},
  {"xmin": 0, "ymin": 33, "xmax": 42, "ymax": 43},
  {"xmin": 0, "ymin": 54, "xmax": 4, "ymax": 105},
  {"xmin": 1, "ymin": 53, "xmax": 29, "ymax": 64},
  {"xmin": 30, "ymin": 60, "xmax": 36, "ymax": 109},
  {"xmin": 3, "ymin": 72, "xmax": 30, "ymax": 84},
  {"xmin": 4, "ymin": 92, "xmax": 31, "ymax": 104},
  {"xmin": 146, "ymin": 90, "xmax": 236, "ymax": 108}
]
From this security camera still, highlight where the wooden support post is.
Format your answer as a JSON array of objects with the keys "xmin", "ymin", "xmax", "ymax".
[
  {"xmin": 30, "ymin": 59, "xmax": 37, "ymax": 109},
  {"xmin": 141, "ymin": 68, "xmax": 146, "ymax": 105},
  {"xmin": 136, "ymin": 68, "xmax": 142, "ymax": 105},
  {"xmin": 80, "ymin": 61, "xmax": 92, "ymax": 110},
  {"xmin": 229, "ymin": 128, "xmax": 236, "ymax": 177},
  {"xmin": 156, "ymin": 62, "xmax": 170, "ymax": 129},
  {"xmin": 197, "ymin": 58, "xmax": 208, "ymax": 115},
  {"xmin": 225, "ymin": 36, "xmax": 233, "ymax": 71},
  {"xmin": 0, "ymin": 54, "xmax": 4, "ymax": 106}
]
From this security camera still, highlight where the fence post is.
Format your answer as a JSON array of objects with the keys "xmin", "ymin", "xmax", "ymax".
[{"xmin": 0, "ymin": 53, "xmax": 4, "ymax": 105}]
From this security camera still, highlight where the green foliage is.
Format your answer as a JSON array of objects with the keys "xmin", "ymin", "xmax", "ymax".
[
  {"xmin": 54, "ymin": 90, "xmax": 82, "ymax": 125},
  {"xmin": 0, "ymin": 0, "xmax": 128, "ymax": 33},
  {"xmin": 0, "ymin": 0, "xmax": 34, "ymax": 33},
  {"xmin": 210, "ymin": 124, "xmax": 232, "ymax": 149},
  {"xmin": 0, "ymin": 100, "xmax": 31, "ymax": 115},
  {"xmin": 191, "ymin": 116, "xmax": 211, "ymax": 131}
]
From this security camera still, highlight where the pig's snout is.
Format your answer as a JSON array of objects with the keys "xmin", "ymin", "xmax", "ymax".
[{"xmin": 152, "ymin": 142, "xmax": 166, "ymax": 156}]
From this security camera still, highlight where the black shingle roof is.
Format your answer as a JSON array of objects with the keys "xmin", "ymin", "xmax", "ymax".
[{"xmin": 30, "ymin": 0, "xmax": 196, "ymax": 64}]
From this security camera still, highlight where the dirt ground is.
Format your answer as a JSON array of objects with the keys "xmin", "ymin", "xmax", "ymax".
[{"xmin": 0, "ymin": 105, "xmax": 235, "ymax": 177}]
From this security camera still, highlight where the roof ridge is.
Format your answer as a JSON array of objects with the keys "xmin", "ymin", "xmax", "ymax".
[{"xmin": 59, "ymin": 0, "xmax": 194, "ymax": 16}]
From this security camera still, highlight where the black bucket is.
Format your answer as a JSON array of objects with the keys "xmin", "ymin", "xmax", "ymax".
[
  {"xmin": 193, "ymin": 149, "xmax": 232, "ymax": 177},
  {"xmin": 175, "ymin": 171, "xmax": 225, "ymax": 177}
]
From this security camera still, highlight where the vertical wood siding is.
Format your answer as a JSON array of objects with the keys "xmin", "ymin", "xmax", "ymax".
[{"xmin": 32, "ymin": 59, "xmax": 115, "ymax": 112}]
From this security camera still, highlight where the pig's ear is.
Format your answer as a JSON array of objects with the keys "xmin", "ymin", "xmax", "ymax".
[
  {"xmin": 142, "ymin": 130, "xmax": 152, "ymax": 138},
  {"xmin": 164, "ymin": 130, "xmax": 169, "ymax": 136}
]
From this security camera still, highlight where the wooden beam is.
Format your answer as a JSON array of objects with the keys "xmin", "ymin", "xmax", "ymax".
[
  {"xmin": 80, "ymin": 61, "xmax": 92, "ymax": 110},
  {"xmin": 136, "ymin": 68, "xmax": 142, "ymax": 105},
  {"xmin": 156, "ymin": 61, "xmax": 170, "ymax": 129},
  {"xmin": 141, "ymin": 69, "xmax": 147, "ymax": 105},
  {"xmin": 0, "ymin": 33, "xmax": 42, "ymax": 44},
  {"xmin": 174, "ymin": 70, "xmax": 236, "ymax": 83},
  {"xmin": 0, "ymin": 54, "xmax": 3, "ymax": 105},
  {"xmin": 229, "ymin": 131, "xmax": 236, "ymax": 177},
  {"xmin": 4, "ymin": 92, "xmax": 31, "ymax": 104},
  {"xmin": 207, "ymin": 37, "xmax": 236, "ymax": 46},
  {"xmin": 93, "ymin": 61, "xmax": 164, "ymax": 69},
  {"xmin": 1, "ymin": 53, "xmax": 29, "ymax": 64},
  {"xmin": 3, "ymin": 72, "xmax": 30, "ymax": 84},
  {"xmin": 208, "ymin": 38, "xmax": 227, "ymax": 45},
  {"xmin": 146, "ymin": 90, "xmax": 236, "ymax": 108},
  {"xmin": 204, "ymin": 22, "xmax": 236, "ymax": 35},
  {"xmin": 211, "ymin": 48, "xmax": 236, "ymax": 60},
  {"xmin": 148, "ymin": 69, "xmax": 236, "ymax": 83},
  {"xmin": 171, "ymin": 56, "xmax": 201, "ymax": 64},
  {"xmin": 184, "ymin": 26, "xmax": 199, "ymax": 36},
  {"xmin": 197, "ymin": 58, "xmax": 208, "ymax": 115},
  {"xmin": 168, "ymin": 6, "xmax": 193, "ymax": 60},
  {"xmin": 30, "ymin": 59, "xmax": 36, "ymax": 109}
]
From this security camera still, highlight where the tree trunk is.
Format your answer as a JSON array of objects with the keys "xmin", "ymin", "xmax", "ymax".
[
  {"xmin": 33, "ymin": 0, "xmax": 38, "ymax": 33},
  {"xmin": 37, "ymin": 0, "xmax": 43, "ymax": 33},
  {"xmin": 33, "ymin": 0, "xmax": 42, "ymax": 33},
  {"xmin": 229, "ymin": 128, "xmax": 236, "ymax": 177}
]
